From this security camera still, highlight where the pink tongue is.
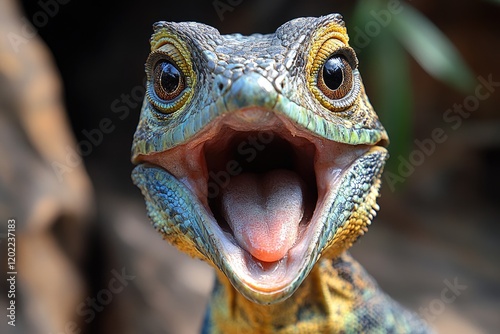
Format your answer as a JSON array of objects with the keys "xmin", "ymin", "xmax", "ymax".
[{"xmin": 221, "ymin": 170, "xmax": 305, "ymax": 263}]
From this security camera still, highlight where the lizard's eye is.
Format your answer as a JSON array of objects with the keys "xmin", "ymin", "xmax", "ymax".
[
  {"xmin": 145, "ymin": 40, "xmax": 196, "ymax": 114},
  {"xmin": 154, "ymin": 60, "xmax": 185, "ymax": 101},
  {"xmin": 307, "ymin": 42, "xmax": 360, "ymax": 112},
  {"xmin": 318, "ymin": 56, "xmax": 352, "ymax": 100}
]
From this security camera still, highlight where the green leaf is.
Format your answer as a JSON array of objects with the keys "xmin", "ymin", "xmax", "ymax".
[{"xmin": 392, "ymin": 3, "xmax": 475, "ymax": 93}]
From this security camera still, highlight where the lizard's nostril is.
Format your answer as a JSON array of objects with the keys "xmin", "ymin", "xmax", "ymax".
[
  {"xmin": 274, "ymin": 74, "xmax": 287, "ymax": 93},
  {"xmin": 214, "ymin": 76, "xmax": 231, "ymax": 95}
]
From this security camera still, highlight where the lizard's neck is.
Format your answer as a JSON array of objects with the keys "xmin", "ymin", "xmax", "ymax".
[{"xmin": 203, "ymin": 253, "xmax": 375, "ymax": 333}]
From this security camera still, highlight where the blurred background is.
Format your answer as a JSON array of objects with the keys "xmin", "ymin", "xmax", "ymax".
[{"xmin": 0, "ymin": 0, "xmax": 499, "ymax": 333}]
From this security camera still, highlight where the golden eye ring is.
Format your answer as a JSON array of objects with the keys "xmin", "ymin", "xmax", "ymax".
[
  {"xmin": 306, "ymin": 32, "xmax": 361, "ymax": 112},
  {"xmin": 145, "ymin": 37, "xmax": 195, "ymax": 114}
]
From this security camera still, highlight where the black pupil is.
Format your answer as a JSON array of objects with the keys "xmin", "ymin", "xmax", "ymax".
[
  {"xmin": 323, "ymin": 57, "xmax": 344, "ymax": 91},
  {"xmin": 159, "ymin": 62, "xmax": 181, "ymax": 93}
]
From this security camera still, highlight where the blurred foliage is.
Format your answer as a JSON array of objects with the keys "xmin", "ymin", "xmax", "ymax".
[{"xmin": 349, "ymin": 0, "xmax": 474, "ymax": 176}]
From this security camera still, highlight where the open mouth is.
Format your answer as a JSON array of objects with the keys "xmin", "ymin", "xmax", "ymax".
[
  {"xmin": 134, "ymin": 108, "xmax": 382, "ymax": 302},
  {"xmin": 205, "ymin": 127, "xmax": 318, "ymax": 264}
]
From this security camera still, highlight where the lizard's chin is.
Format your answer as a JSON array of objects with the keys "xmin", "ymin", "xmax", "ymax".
[{"xmin": 133, "ymin": 108, "xmax": 387, "ymax": 304}]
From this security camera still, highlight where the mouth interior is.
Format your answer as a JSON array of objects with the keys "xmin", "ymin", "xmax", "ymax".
[{"xmin": 204, "ymin": 128, "xmax": 317, "ymax": 264}]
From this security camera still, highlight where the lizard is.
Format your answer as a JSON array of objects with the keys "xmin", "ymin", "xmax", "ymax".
[{"xmin": 131, "ymin": 14, "xmax": 432, "ymax": 333}]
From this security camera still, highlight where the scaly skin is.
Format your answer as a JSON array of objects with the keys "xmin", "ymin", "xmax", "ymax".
[{"xmin": 131, "ymin": 14, "xmax": 432, "ymax": 333}]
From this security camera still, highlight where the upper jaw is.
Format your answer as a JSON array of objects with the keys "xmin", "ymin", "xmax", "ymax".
[{"xmin": 133, "ymin": 107, "xmax": 387, "ymax": 304}]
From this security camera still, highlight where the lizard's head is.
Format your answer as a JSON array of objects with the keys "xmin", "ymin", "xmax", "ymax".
[{"xmin": 132, "ymin": 14, "xmax": 388, "ymax": 304}]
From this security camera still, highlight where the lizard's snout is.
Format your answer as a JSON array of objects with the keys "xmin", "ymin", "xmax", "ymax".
[{"xmin": 223, "ymin": 72, "xmax": 278, "ymax": 111}]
